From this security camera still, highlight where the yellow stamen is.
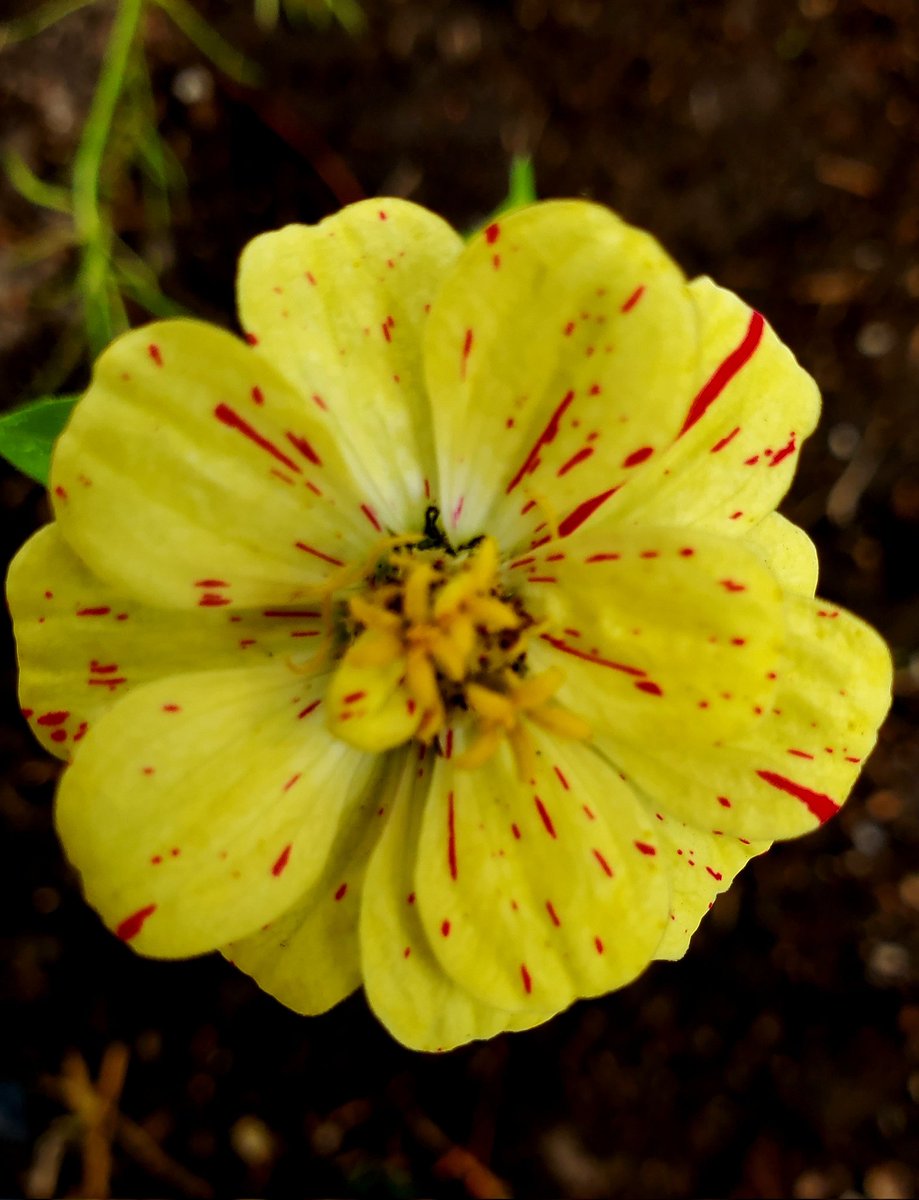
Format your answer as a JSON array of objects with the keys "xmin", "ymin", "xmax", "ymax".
[{"xmin": 466, "ymin": 683, "xmax": 517, "ymax": 729}]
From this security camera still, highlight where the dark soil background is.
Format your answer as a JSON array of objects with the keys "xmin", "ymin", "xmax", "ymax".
[{"xmin": 2, "ymin": 1, "xmax": 919, "ymax": 1197}]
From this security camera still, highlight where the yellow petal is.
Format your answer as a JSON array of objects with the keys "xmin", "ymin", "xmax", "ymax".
[
  {"xmin": 224, "ymin": 750, "xmax": 398, "ymax": 1016},
  {"xmin": 520, "ymin": 523, "xmax": 785, "ymax": 745},
  {"xmin": 6, "ymin": 523, "xmax": 328, "ymax": 760},
  {"xmin": 599, "ymin": 594, "xmax": 892, "ymax": 841},
  {"xmin": 424, "ymin": 201, "xmax": 696, "ymax": 548},
  {"xmin": 611, "ymin": 276, "xmax": 821, "ymax": 536},
  {"xmin": 746, "ymin": 512, "xmax": 819, "ymax": 597},
  {"xmin": 238, "ymin": 198, "xmax": 463, "ymax": 531},
  {"xmin": 360, "ymin": 740, "xmax": 558, "ymax": 1051},
  {"xmin": 413, "ymin": 720, "xmax": 670, "ymax": 1013},
  {"xmin": 55, "ymin": 665, "xmax": 380, "ymax": 956},
  {"xmin": 51, "ymin": 319, "xmax": 371, "ymax": 607},
  {"xmin": 648, "ymin": 811, "xmax": 768, "ymax": 961}
]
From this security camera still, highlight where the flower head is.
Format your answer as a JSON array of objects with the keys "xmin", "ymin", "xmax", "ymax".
[{"xmin": 7, "ymin": 199, "xmax": 891, "ymax": 1050}]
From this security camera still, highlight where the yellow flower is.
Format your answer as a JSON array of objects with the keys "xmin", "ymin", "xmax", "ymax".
[{"xmin": 7, "ymin": 199, "xmax": 892, "ymax": 1051}]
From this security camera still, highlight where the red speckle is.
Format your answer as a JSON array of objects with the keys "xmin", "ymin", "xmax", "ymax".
[
  {"xmin": 679, "ymin": 312, "xmax": 764, "ymax": 436},
  {"xmin": 592, "ymin": 848, "xmax": 613, "ymax": 877},
  {"xmin": 294, "ymin": 541, "xmax": 345, "ymax": 567},
  {"xmin": 37, "ymin": 710, "xmax": 69, "ymax": 727},
  {"xmin": 534, "ymin": 795, "xmax": 557, "ymax": 838},
  {"xmin": 553, "ymin": 765, "xmax": 570, "ymax": 790},
  {"xmin": 403, "ymin": 946, "xmax": 411, "ymax": 958},
  {"xmin": 594, "ymin": 936, "xmax": 605, "ymax": 955},
  {"xmin": 679, "ymin": 547, "xmax": 695, "ymax": 557},
  {"xmin": 507, "ymin": 389, "xmax": 575, "ymax": 493},
  {"xmin": 545, "ymin": 900, "xmax": 561, "ymax": 927},
  {"xmin": 511, "ymin": 823, "xmax": 521, "ymax": 840},
  {"xmin": 151, "ymin": 855, "xmax": 162, "ymax": 865},
  {"xmin": 198, "ymin": 593, "xmax": 231, "ymax": 608},
  {"xmin": 621, "ymin": 284, "xmax": 646, "ymax": 313},
  {"xmin": 557, "ymin": 486, "xmax": 621, "ymax": 537},
  {"xmin": 50, "ymin": 729, "xmax": 67, "ymax": 743},
  {"xmin": 730, "ymin": 637, "xmax": 746, "ymax": 646},
  {"xmin": 244, "ymin": 332, "xmax": 259, "ymax": 345},
  {"xmin": 407, "ymin": 892, "xmax": 415, "ymax": 905},
  {"xmin": 521, "ymin": 963, "xmax": 533, "ymax": 994},
  {"xmin": 343, "ymin": 691, "xmax": 367, "ymax": 705},
  {"xmin": 283, "ymin": 773, "xmax": 301, "ymax": 792},
  {"xmin": 251, "ymin": 386, "xmax": 264, "ymax": 405},
  {"xmin": 623, "ymin": 445, "xmax": 654, "ymax": 468},
  {"xmin": 195, "ymin": 579, "xmax": 228, "ymax": 588},
  {"xmin": 297, "ymin": 699, "xmax": 321, "ymax": 720},
  {"xmin": 148, "ymin": 343, "xmax": 163, "ymax": 367},
  {"xmin": 710, "ymin": 426, "xmax": 741, "ymax": 453},
  {"xmin": 634, "ymin": 841, "xmax": 657, "ymax": 856},
  {"xmin": 720, "ymin": 579, "xmax": 747, "ymax": 592},
  {"xmin": 541, "ymin": 633, "xmax": 646, "ymax": 678},
  {"xmin": 444, "ymin": 730, "xmax": 454, "ymax": 760},
  {"xmin": 788, "ymin": 748, "xmax": 814, "ymax": 760},
  {"xmin": 769, "ymin": 433, "xmax": 797, "ymax": 467},
  {"xmin": 215, "ymin": 403, "xmax": 302, "ymax": 474},
  {"xmin": 563, "ymin": 320, "xmax": 576, "ymax": 336},
  {"xmin": 378, "ymin": 210, "xmax": 388, "ymax": 220},
  {"xmin": 334, "ymin": 882, "xmax": 348, "ymax": 901},
  {"xmin": 640, "ymin": 550, "xmax": 659, "ymax": 559},
  {"xmin": 116, "ymin": 904, "xmax": 157, "ymax": 941},
  {"xmin": 756, "ymin": 769, "xmax": 840, "ymax": 823},
  {"xmin": 142, "ymin": 766, "xmax": 155, "ymax": 775},
  {"xmin": 635, "ymin": 680, "xmax": 663, "ymax": 696},
  {"xmin": 461, "ymin": 328, "xmax": 474, "ymax": 379},
  {"xmin": 718, "ymin": 796, "xmax": 732, "ymax": 808},
  {"xmin": 360, "ymin": 503, "xmax": 382, "ymax": 532},
  {"xmin": 485, "ymin": 222, "xmax": 500, "ymax": 243},
  {"xmin": 451, "ymin": 495, "xmax": 465, "ymax": 526},
  {"xmin": 706, "ymin": 866, "xmax": 723, "ymax": 881},
  {"xmin": 557, "ymin": 446, "xmax": 594, "ymax": 477},
  {"xmin": 272, "ymin": 844, "xmax": 292, "ymax": 877},
  {"xmin": 53, "ymin": 485, "xmax": 68, "ymax": 501},
  {"xmin": 162, "ymin": 704, "xmax": 181, "ymax": 713},
  {"xmin": 286, "ymin": 431, "xmax": 322, "ymax": 466},
  {"xmin": 447, "ymin": 791, "xmax": 458, "ymax": 880},
  {"xmin": 440, "ymin": 919, "xmax": 451, "ymax": 937},
  {"xmin": 76, "ymin": 606, "xmax": 110, "ymax": 617}
]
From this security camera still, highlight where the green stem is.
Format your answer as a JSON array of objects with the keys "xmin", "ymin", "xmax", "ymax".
[
  {"xmin": 71, "ymin": 0, "xmax": 144, "ymax": 353},
  {"xmin": 151, "ymin": 0, "xmax": 263, "ymax": 85},
  {"xmin": 1, "ymin": 148, "xmax": 71, "ymax": 213}
]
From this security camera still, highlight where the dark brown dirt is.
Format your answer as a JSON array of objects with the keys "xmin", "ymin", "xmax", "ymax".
[{"xmin": 2, "ymin": 1, "xmax": 919, "ymax": 1197}]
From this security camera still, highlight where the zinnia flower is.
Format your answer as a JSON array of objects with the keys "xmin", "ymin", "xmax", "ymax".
[{"xmin": 7, "ymin": 199, "xmax": 891, "ymax": 1050}]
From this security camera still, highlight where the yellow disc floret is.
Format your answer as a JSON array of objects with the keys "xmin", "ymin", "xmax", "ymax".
[{"xmin": 323, "ymin": 532, "xmax": 591, "ymax": 776}]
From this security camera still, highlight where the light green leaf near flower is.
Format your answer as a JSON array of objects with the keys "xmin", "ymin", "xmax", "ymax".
[{"xmin": 0, "ymin": 394, "xmax": 79, "ymax": 485}]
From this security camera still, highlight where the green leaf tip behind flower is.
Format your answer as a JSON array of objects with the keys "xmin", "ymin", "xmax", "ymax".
[{"xmin": 0, "ymin": 394, "xmax": 79, "ymax": 485}]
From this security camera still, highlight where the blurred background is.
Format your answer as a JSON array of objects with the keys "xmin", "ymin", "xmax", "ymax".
[{"xmin": 1, "ymin": 1, "xmax": 918, "ymax": 1196}]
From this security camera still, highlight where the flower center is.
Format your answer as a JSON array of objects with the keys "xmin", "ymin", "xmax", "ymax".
[{"xmin": 320, "ymin": 521, "xmax": 591, "ymax": 776}]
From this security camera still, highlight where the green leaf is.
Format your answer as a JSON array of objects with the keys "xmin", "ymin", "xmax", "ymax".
[{"xmin": 0, "ymin": 394, "xmax": 79, "ymax": 485}]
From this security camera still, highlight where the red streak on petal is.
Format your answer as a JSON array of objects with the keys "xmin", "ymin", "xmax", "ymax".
[
  {"xmin": 444, "ymin": 729, "xmax": 454, "ymax": 759},
  {"xmin": 334, "ymin": 882, "xmax": 348, "ymax": 901},
  {"xmin": 162, "ymin": 704, "xmax": 180, "ymax": 712},
  {"xmin": 506, "ymin": 389, "xmax": 575, "ymax": 493},
  {"xmin": 788, "ymin": 748, "xmax": 815, "ymax": 760},
  {"xmin": 283, "ymin": 773, "xmax": 301, "ymax": 792},
  {"xmin": 294, "ymin": 541, "xmax": 345, "ymax": 567},
  {"xmin": 526, "ymin": 576, "xmax": 556, "ymax": 584},
  {"xmin": 148, "ymin": 344, "xmax": 163, "ymax": 367},
  {"xmin": 541, "ymin": 633, "xmax": 646, "ymax": 677},
  {"xmin": 251, "ymin": 386, "xmax": 264, "ymax": 405},
  {"xmin": 553, "ymin": 766, "xmax": 570, "ymax": 790},
  {"xmin": 557, "ymin": 446, "xmax": 594, "ymax": 476},
  {"xmin": 769, "ymin": 433, "xmax": 797, "ymax": 467},
  {"xmin": 622, "ymin": 445, "xmax": 654, "ymax": 468},
  {"xmin": 679, "ymin": 312, "xmax": 765, "ymax": 436},
  {"xmin": 583, "ymin": 804, "xmax": 596, "ymax": 820},
  {"xmin": 635, "ymin": 680, "xmax": 663, "ymax": 696},
  {"xmin": 510, "ymin": 556, "xmax": 536, "ymax": 569},
  {"xmin": 634, "ymin": 841, "xmax": 656, "ymax": 856},
  {"xmin": 116, "ymin": 904, "xmax": 156, "ymax": 941},
  {"xmin": 76, "ymin": 606, "xmax": 110, "ymax": 617},
  {"xmin": 441, "ymin": 919, "xmax": 451, "ymax": 937},
  {"xmin": 585, "ymin": 552, "xmax": 620, "ymax": 562},
  {"xmin": 511, "ymin": 823, "xmax": 521, "ymax": 840},
  {"xmin": 87, "ymin": 677, "xmax": 127, "ymax": 687},
  {"xmin": 298, "ymin": 699, "xmax": 322, "ymax": 719},
  {"xmin": 521, "ymin": 963, "xmax": 533, "ymax": 994},
  {"xmin": 286, "ymin": 432, "xmax": 322, "ymax": 466},
  {"xmin": 718, "ymin": 796, "xmax": 732, "ymax": 808},
  {"xmin": 37, "ymin": 711, "xmax": 69, "ymax": 726},
  {"xmin": 214, "ymin": 403, "xmax": 302, "ymax": 474},
  {"xmin": 534, "ymin": 795, "xmax": 557, "ymax": 838},
  {"xmin": 461, "ymin": 328, "xmax": 474, "ymax": 379},
  {"xmin": 312, "ymin": 393, "xmax": 328, "ymax": 410},
  {"xmin": 195, "ymin": 579, "xmax": 228, "ymax": 588},
  {"xmin": 621, "ymin": 284, "xmax": 645, "ymax": 313},
  {"xmin": 546, "ymin": 900, "xmax": 561, "ymax": 927},
  {"xmin": 272, "ymin": 844, "xmax": 292, "ymax": 876},
  {"xmin": 755, "ymin": 769, "xmax": 840, "ymax": 823},
  {"xmin": 594, "ymin": 936, "xmax": 604, "ymax": 954},
  {"xmin": 343, "ymin": 691, "xmax": 367, "ymax": 704},
  {"xmin": 720, "ymin": 579, "xmax": 747, "ymax": 592},
  {"xmin": 448, "ymin": 790, "xmax": 458, "ymax": 880},
  {"xmin": 592, "ymin": 848, "xmax": 613, "ymax": 876},
  {"xmin": 360, "ymin": 503, "xmax": 382, "ymax": 531},
  {"xmin": 199, "ymin": 594, "xmax": 231, "ymax": 607},
  {"xmin": 557, "ymin": 485, "xmax": 621, "ymax": 537},
  {"xmin": 710, "ymin": 426, "xmax": 741, "ymax": 453},
  {"xmin": 706, "ymin": 866, "xmax": 723, "ymax": 881}
]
